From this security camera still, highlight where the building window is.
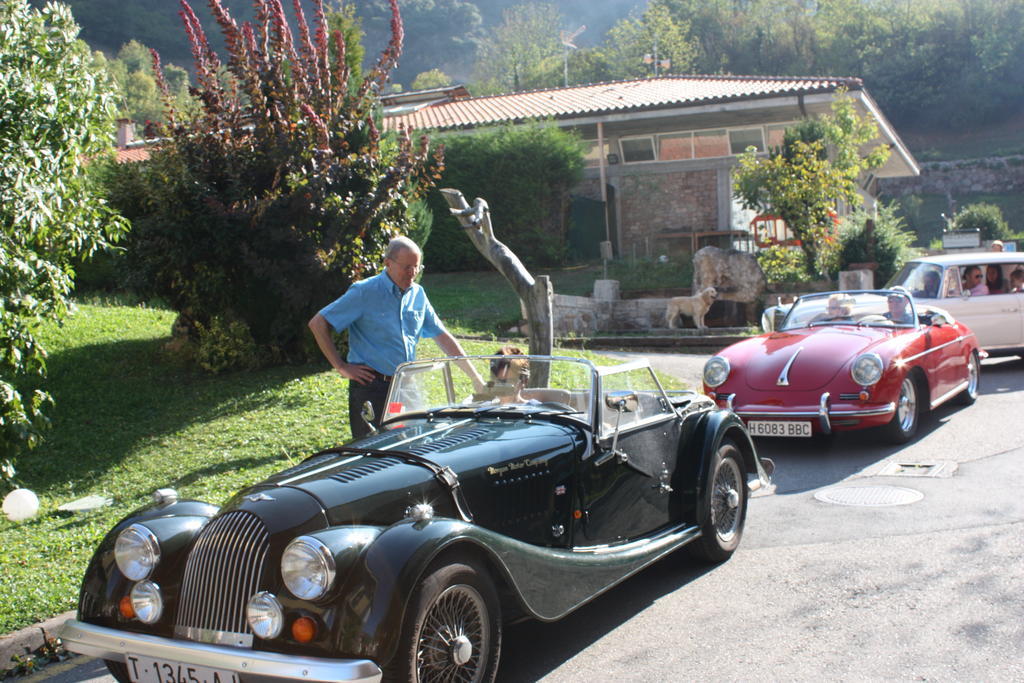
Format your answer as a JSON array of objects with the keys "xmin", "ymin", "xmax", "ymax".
[
  {"xmin": 620, "ymin": 137, "xmax": 656, "ymax": 163},
  {"xmin": 729, "ymin": 128, "xmax": 765, "ymax": 154},
  {"xmin": 694, "ymin": 129, "xmax": 729, "ymax": 158},
  {"xmin": 658, "ymin": 132, "xmax": 693, "ymax": 160}
]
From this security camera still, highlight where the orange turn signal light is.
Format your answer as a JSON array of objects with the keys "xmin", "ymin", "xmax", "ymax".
[
  {"xmin": 292, "ymin": 616, "xmax": 317, "ymax": 643},
  {"xmin": 859, "ymin": 391, "xmax": 870, "ymax": 401},
  {"xmin": 119, "ymin": 595, "xmax": 135, "ymax": 619}
]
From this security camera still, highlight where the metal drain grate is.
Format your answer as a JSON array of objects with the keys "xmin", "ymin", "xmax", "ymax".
[
  {"xmin": 814, "ymin": 485, "xmax": 923, "ymax": 507},
  {"xmin": 877, "ymin": 460, "xmax": 957, "ymax": 478}
]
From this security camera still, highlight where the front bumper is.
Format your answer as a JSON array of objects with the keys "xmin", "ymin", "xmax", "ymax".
[
  {"xmin": 59, "ymin": 620, "xmax": 382, "ymax": 683},
  {"xmin": 716, "ymin": 392, "xmax": 895, "ymax": 434}
]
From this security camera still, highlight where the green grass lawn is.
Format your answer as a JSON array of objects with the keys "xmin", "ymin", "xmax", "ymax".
[{"xmin": 0, "ymin": 299, "xmax": 686, "ymax": 635}]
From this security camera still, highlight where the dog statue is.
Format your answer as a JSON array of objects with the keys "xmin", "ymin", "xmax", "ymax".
[{"xmin": 665, "ymin": 287, "xmax": 718, "ymax": 331}]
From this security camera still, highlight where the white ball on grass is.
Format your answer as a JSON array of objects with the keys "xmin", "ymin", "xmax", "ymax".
[{"xmin": 3, "ymin": 488, "xmax": 40, "ymax": 522}]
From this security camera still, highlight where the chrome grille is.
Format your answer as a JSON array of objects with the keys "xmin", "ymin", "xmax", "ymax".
[{"xmin": 175, "ymin": 510, "xmax": 268, "ymax": 642}]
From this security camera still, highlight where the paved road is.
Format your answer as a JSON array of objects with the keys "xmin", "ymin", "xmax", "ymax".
[{"xmin": 28, "ymin": 354, "xmax": 1024, "ymax": 682}]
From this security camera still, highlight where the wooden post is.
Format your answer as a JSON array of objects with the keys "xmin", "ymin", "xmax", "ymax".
[{"xmin": 439, "ymin": 189, "xmax": 554, "ymax": 384}]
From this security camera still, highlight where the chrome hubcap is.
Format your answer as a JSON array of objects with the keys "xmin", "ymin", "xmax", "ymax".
[
  {"xmin": 451, "ymin": 635, "xmax": 472, "ymax": 666},
  {"xmin": 897, "ymin": 378, "xmax": 917, "ymax": 431},
  {"xmin": 416, "ymin": 584, "xmax": 488, "ymax": 682}
]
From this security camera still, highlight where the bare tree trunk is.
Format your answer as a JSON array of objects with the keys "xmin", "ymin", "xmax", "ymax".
[{"xmin": 439, "ymin": 189, "xmax": 553, "ymax": 383}]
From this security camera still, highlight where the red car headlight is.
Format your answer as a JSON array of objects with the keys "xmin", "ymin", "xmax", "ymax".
[{"xmin": 851, "ymin": 353, "xmax": 884, "ymax": 386}]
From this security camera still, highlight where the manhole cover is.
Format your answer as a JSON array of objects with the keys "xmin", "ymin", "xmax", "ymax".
[{"xmin": 814, "ymin": 485, "xmax": 923, "ymax": 507}]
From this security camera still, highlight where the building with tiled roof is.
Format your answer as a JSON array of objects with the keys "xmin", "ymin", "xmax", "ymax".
[{"xmin": 386, "ymin": 75, "xmax": 919, "ymax": 259}]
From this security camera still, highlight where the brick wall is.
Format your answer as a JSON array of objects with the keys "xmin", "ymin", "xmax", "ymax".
[{"xmin": 617, "ymin": 170, "xmax": 718, "ymax": 255}]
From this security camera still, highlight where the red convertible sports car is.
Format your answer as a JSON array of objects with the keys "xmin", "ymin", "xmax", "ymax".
[{"xmin": 703, "ymin": 290, "xmax": 982, "ymax": 443}]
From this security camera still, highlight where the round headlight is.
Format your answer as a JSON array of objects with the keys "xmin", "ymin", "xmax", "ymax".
[
  {"xmin": 115, "ymin": 523, "xmax": 160, "ymax": 581},
  {"xmin": 851, "ymin": 353, "xmax": 885, "ymax": 386},
  {"xmin": 130, "ymin": 580, "xmax": 164, "ymax": 624},
  {"xmin": 246, "ymin": 592, "xmax": 283, "ymax": 640},
  {"xmin": 281, "ymin": 536, "xmax": 336, "ymax": 601},
  {"xmin": 703, "ymin": 356, "xmax": 731, "ymax": 388}
]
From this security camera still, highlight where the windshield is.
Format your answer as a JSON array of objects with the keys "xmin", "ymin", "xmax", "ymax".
[
  {"xmin": 384, "ymin": 356, "xmax": 596, "ymax": 424},
  {"xmin": 780, "ymin": 291, "xmax": 917, "ymax": 330},
  {"xmin": 888, "ymin": 262, "xmax": 944, "ymax": 299}
]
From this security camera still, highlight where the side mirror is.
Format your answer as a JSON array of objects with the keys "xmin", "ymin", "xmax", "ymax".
[
  {"xmin": 604, "ymin": 390, "xmax": 638, "ymax": 413},
  {"xmin": 361, "ymin": 401, "xmax": 378, "ymax": 435}
]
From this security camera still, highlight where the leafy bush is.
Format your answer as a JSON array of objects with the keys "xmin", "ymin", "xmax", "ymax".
[
  {"xmin": 0, "ymin": 0, "xmax": 127, "ymax": 485},
  {"xmin": 953, "ymin": 203, "xmax": 1012, "ymax": 241},
  {"xmin": 425, "ymin": 123, "xmax": 585, "ymax": 271},
  {"xmin": 110, "ymin": 0, "xmax": 440, "ymax": 366},
  {"xmin": 733, "ymin": 91, "xmax": 889, "ymax": 278},
  {"xmin": 839, "ymin": 204, "xmax": 915, "ymax": 286},
  {"xmin": 194, "ymin": 316, "xmax": 260, "ymax": 374},
  {"xmin": 757, "ymin": 246, "xmax": 811, "ymax": 284}
]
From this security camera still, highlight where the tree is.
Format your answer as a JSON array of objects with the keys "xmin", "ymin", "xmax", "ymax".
[
  {"xmin": 733, "ymin": 90, "xmax": 890, "ymax": 277},
  {"xmin": 953, "ymin": 203, "xmax": 1011, "ymax": 242},
  {"xmin": 93, "ymin": 41, "xmax": 194, "ymax": 131},
  {"xmin": 117, "ymin": 0, "xmax": 441, "ymax": 370},
  {"xmin": 474, "ymin": 3, "xmax": 563, "ymax": 93},
  {"xmin": 352, "ymin": 0, "xmax": 483, "ymax": 88},
  {"xmin": 603, "ymin": 0, "xmax": 696, "ymax": 80},
  {"xmin": 412, "ymin": 68, "xmax": 453, "ymax": 90},
  {"xmin": 326, "ymin": 1, "xmax": 365, "ymax": 84},
  {"xmin": 440, "ymin": 191, "xmax": 554, "ymax": 373},
  {"xmin": 0, "ymin": 0, "xmax": 127, "ymax": 485}
]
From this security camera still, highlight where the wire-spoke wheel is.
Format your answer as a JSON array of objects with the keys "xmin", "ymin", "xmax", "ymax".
[
  {"xmin": 689, "ymin": 440, "xmax": 747, "ymax": 563},
  {"xmin": 955, "ymin": 351, "xmax": 980, "ymax": 406},
  {"xmin": 885, "ymin": 374, "xmax": 920, "ymax": 443},
  {"xmin": 388, "ymin": 559, "xmax": 501, "ymax": 683},
  {"xmin": 417, "ymin": 584, "xmax": 488, "ymax": 682}
]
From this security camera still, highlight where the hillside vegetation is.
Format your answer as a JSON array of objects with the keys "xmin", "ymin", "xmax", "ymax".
[{"xmin": 46, "ymin": 0, "xmax": 1024, "ymax": 156}]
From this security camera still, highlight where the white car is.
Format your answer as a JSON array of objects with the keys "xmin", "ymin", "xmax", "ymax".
[{"xmin": 887, "ymin": 252, "xmax": 1024, "ymax": 354}]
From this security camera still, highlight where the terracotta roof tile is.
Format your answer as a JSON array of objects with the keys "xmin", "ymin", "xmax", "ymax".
[
  {"xmin": 385, "ymin": 75, "xmax": 862, "ymax": 132},
  {"xmin": 116, "ymin": 146, "xmax": 152, "ymax": 163}
]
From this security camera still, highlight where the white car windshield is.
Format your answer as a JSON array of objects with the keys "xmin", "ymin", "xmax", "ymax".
[
  {"xmin": 384, "ymin": 356, "xmax": 596, "ymax": 424},
  {"xmin": 888, "ymin": 262, "xmax": 944, "ymax": 299},
  {"xmin": 780, "ymin": 291, "xmax": 916, "ymax": 330}
]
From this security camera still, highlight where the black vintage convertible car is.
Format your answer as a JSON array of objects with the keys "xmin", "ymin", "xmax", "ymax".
[{"xmin": 61, "ymin": 355, "xmax": 773, "ymax": 682}]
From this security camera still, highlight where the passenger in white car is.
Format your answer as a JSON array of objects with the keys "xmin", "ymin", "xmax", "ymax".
[
  {"xmin": 964, "ymin": 265, "xmax": 989, "ymax": 296},
  {"xmin": 1010, "ymin": 268, "xmax": 1024, "ymax": 293}
]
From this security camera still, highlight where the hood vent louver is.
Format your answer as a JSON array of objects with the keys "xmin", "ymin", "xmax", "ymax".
[
  {"xmin": 328, "ymin": 456, "xmax": 404, "ymax": 484},
  {"xmin": 405, "ymin": 427, "xmax": 490, "ymax": 456},
  {"xmin": 325, "ymin": 427, "xmax": 490, "ymax": 485}
]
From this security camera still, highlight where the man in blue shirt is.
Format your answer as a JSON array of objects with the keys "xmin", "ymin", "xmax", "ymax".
[{"xmin": 308, "ymin": 236, "xmax": 482, "ymax": 437}]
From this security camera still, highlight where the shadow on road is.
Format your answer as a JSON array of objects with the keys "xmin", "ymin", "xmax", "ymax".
[
  {"xmin": 751, "ymin": 356, "xmax": 1024, "ymax": 496},
  {"xmin": 498, "ymin": 553, "xmax": 717, "ymax": 681}
]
